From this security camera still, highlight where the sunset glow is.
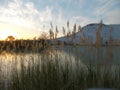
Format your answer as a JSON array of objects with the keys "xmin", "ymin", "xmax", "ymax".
[
  {"xmin": 0, "ymin": 22, "xmax": 41, "ymax": 40},
  {"xmin": 0, "ymin": 0, "xmax": 120, "ymax": 40},
  {"xmin": 0, "ymin": 23, "xmax": 19, "ymax": 40},
  {"xmin": 0, "ymin": 30, "xmax": 18, "ymax": 40}
]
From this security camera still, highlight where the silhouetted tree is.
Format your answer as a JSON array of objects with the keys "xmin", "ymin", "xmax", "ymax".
[{"xmin": 6, "ymin": 36, "xmax": 15, "ymax": 41}]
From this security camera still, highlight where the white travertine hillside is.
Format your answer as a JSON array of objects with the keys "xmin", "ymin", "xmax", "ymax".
[{"xmin": 58, "ymin": 23, "xmax": 120, "ymax": 44}]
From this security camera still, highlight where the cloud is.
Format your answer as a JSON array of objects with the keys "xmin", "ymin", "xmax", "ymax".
[
  {"xmin": 93, "ymin": 0, "xmax": 120, "ymax": 25},
  {"xmin": 105, "ymin": 9, "xmax": 120, "ymax": 24},
  {"xmin": 70, "ymin": 16, "xmax": 98, "ymax": 27},
  {"xmin": 0, "ymin": 0, "xmax": 54, "ymax": 33},
  {"xmin": 95, "ymin": 0, "xmax": 120, "ymax": 19},
  {"xmin": 0, "ymin": 0, "xmax": 120, "ymax": 39}
]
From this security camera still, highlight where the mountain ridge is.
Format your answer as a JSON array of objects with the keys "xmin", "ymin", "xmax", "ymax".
[{"xmin": 58, "ymin": 23, "xmax": 120, "ymax": 45}]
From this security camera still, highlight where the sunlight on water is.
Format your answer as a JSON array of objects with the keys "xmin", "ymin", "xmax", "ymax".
[
  {"xmin": 0, "ymin": 49, "xmax": 86, "ymax": 80},
  {"xmin": 0, "ymin": 46, "xmax": 120, "ymax": 79},
  {"xmin": 0, "ymin": 46, "xmax": 120, "ymax": 89}
]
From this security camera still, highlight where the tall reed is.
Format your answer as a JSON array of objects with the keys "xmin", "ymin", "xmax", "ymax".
[{"xmin": 0, "ymin": 21, "xmax": 120, "ymax": 90}]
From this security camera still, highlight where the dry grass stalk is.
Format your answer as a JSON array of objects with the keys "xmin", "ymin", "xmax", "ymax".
[{"xmin": 96, "ymin": 21, "xmax": 103, "ymax": 45}]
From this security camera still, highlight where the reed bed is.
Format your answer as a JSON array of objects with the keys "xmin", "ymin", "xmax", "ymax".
[
  {"xmin": 8, "ymin": 50, "xmax": 120, "ymax": 90},
  {"xmin": 0, "ymin": 21, "xmax": 120, "ymax": 90}
]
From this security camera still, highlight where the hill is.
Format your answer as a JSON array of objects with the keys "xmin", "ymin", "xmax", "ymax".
[{"xmin": 58, "ymin": 23, "xmax": 120, "ymax": 45}]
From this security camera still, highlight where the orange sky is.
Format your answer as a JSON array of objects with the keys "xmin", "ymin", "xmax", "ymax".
[{"xmin": 0, "ymin": 22, "xmax": 41, "ymax": 40}]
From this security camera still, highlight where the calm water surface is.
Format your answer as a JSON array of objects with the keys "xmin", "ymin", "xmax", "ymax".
[
  {"xmin": 0, "ymin": 46, "xmax": 120, "ymax": 89},
  {"xmin": 0, "ymin": 46, "xmax": 120, "ymax": 76}
]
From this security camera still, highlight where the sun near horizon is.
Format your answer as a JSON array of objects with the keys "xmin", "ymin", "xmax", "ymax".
[
  {"xmin": 0, "ymin": 0, "xmax": 120, "ymax": 41},
  {"xmin": 0, "ymin": 22, "xmax": 41, "ymax": 41},
  {"xmin": 0, "ymin": 25, "xmax": 19, "ymax": 40},
  {"xmin": 0, "ymin": 29, "xmax": 18, "ymax": 40}
]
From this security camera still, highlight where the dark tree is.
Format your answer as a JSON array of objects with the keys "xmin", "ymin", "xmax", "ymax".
[{"xmin": 6, "ymin": 36, "xmax": 15, "ymax": 41}]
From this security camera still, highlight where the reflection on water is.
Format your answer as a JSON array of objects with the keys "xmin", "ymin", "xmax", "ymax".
[
  {"xmin": 0, "ymin": 49, "xmax": 86, "ymax": 79},
  {"xmin": 62, "ymin": 46, "xmax": 120, "ymax": 65},
  {"xmin": 0, "ymin": 46, "xmax": 120, "ymax": 76},
  {"xmin": 0, "ymin": 46, "xmax": 120, "ymax": 89}
]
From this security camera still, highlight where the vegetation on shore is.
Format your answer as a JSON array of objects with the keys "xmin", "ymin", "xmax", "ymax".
[
  {"xmin": 0, "ymin": 21, "xmax": 120, "ymax": 90},
  {"xmin": 8, "ymin": 52, "xmax": 120, "ymax": 90}
]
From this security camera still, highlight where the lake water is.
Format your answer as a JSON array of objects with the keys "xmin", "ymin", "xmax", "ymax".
[
  {"xmin": 0, "ymin": 46, "xmax": 120, "ymax": 75},
  {"xmin": 0, "ymin": 46, "xmax": 120, "ymax": 89}
]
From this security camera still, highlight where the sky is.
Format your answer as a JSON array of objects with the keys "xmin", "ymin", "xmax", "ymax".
[{"xmin": 0, "ymin": 0, "xmax": 120, "ymax": 40}]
